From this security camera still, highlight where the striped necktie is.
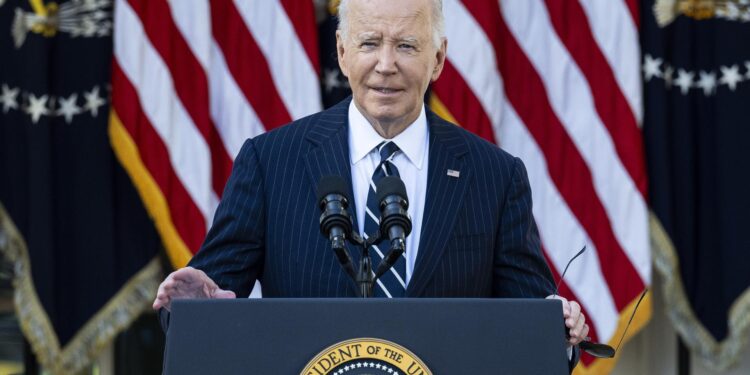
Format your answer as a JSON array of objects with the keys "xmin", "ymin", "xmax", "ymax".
[{"xmin": 364, "ymin": 141, "xmax": 407, "ymax": 297}]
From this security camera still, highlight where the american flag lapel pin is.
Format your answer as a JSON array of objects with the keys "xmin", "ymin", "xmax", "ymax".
[{"xmin": 447, "ymin": 169, "xmax": 460, "ymax": 178}]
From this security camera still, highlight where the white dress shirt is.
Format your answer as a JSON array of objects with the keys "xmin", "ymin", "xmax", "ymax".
[{"xmin": 348, "ymin": 101, "xmax": 429, "ymax": 285}]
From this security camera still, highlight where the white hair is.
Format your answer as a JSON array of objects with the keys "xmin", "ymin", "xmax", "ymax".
[{"xmin": 337, "ymin": 0, "xmax": 445, "ymax": 49}]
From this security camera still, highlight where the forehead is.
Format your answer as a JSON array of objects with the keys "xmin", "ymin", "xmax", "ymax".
[{"xmin": 347, "ymin": 0, "xmax": 433, "ymax": 37}]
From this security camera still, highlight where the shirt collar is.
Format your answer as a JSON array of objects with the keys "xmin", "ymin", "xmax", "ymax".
[{"xmin": 348, "ymin": 100, "xmax": 427, "ymax": 169}]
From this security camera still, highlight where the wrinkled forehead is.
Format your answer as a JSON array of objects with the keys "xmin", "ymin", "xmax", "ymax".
[{"xmin": 347, "ymin": 0, "xmax": 433, "ymax": 39}]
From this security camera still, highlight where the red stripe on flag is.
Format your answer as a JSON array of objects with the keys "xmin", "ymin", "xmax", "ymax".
[
  {"xmin": 112, "ymin": 61, "xmax": 207, "ymax": 252},
  {"xmin": 127, "ymin": 0, "xmax": 233, "ymax": 197},
  {"xmin": 432, "ymin": 61, "xmax": 497, "ymax": 144},
  {"xmin": 463, "ymin": 0, "xmax": 644, "ymax": 310},
  {"xmin": 623, "ymin": 0, "xmax": 640, "ymax": 28},
  {"xmin": 544, "ymin": 0, "xmax": 647, "ymax": 197},
  {"xmin": 210, "ymin": 0, "xmax": 293, "ymax": 130},
  {"xmin": 279, "ymin": 0, "xmax": 320, "ymax": 73}
]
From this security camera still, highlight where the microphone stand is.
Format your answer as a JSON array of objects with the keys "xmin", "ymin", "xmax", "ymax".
[{"xmin": 347, "ymin": 231, "xmax": 383, "ymax": 298}]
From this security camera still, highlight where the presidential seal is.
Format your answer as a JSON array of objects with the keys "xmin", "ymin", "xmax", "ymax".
[{"xmin": 301, "ymin": 338, "xmax": 432, "ymax": 375}]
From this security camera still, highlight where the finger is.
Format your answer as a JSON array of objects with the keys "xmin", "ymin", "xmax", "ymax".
[
  {"xmin": 568, "ymin": 323, "xmax": 587, "ymax": 345},
  {"xmin": 153, "ymin": 294, "xmax": 169, "ymax": 310},
  {"xmin": 153, "ymin": 288, "xmax": 172, "ymax": 310},
  {"xmin": 565, "ymin": 302, "xmax": 581, "ymax": 326},
  {"xmin": 161, "ymin": 279, "xmax": 185, "ymax": 297},
  {"xmin": 570, "ymin": 314, "xmax": 585, "ymax": 339},
  {"xmin": 568, "ymin": 311, "xmax": 588, "ymax": 345},
  {"xmin": 154, "ymin": 295, "xmax": 173, "ymax": 311},
  {"xmin": 213, "ymin": 289, "xmax": 236, "ymax": 299},
  {"xmin": 153, "ymin": 279, "xmax": 172, "ymax": 310},
  {"xmin": 171, "ymin": 267, "xmax": 204, "ymax": 284}
]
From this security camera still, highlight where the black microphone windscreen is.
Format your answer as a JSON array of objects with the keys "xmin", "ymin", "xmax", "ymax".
[
  {"xmin": 317, "ymin": 175, "xmax": 349, "ymax": 203},
  {"xmin": 376, "ymin": 176, "xmax": 407, "ymax": 202}
]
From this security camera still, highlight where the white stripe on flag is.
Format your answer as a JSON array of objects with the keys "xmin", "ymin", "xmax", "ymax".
[
  {"xmin": 167, "ymin": 0, "xmax": 211, "ymax": 72},
  {"xmin": 578, "ymin": 0, "xmax": 643, "ymax": 124},
  {"xmin": 167, "ymin": 0, "xmax": 265, "ymax": 159},
  {"xmin": 114, "ymin": 0, "xmax": 215, "ymax": 223},
  {"xmin": 232, "ymin": 0, "xmax": 321, "ymax": 120},
  {"xmin": 207, "ymin": 37, "xmax": 267, "ymax": 158},
  {"xmin": 498, "ymin": 102, "xmax": 619, "ymax": 342},
  {"xmin": 501, "ymin": 0, "xmax": 650, "ymax": 284},
  {"xmin": 443, "ymin": 0, "xmax": 505, "ymax": 131}
]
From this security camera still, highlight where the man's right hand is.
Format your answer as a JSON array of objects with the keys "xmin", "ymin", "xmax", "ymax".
[{"xmin": 153, "ymin": 267, "xmax": 236, "ymax": 311}]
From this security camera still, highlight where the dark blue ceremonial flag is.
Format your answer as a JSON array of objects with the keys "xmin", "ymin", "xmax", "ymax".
[
  {"xmin": 642, "ymin": 0, "xmax": 750, "ymax": 370},
  {"xmin": 0, "ymin": 0, "xmax": 161, "ymax": 373},
  {"xmin": 318, "ymin": 0, "xmax": 352, "ymax": 109}
]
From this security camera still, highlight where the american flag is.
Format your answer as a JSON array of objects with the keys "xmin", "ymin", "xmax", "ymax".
[
  {"xmin": 109, "ymin": 0, "xmax": 321, "ymax": 268},
  {"xmin": 431, "ymin": 0, "xmax": 651, "ymax": 372},
  {"xmin": 109, "ymin": 0, "xmax": 651, "ymax": 372}
]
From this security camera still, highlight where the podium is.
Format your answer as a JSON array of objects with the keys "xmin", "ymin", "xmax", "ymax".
[{"xmin": 163, "ymin": 298, "xmax": 569, "ymax": 374}]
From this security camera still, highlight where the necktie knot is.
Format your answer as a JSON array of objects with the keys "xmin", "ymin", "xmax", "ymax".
[{"xmin": 377, "ymin": 141, "xmax": 400, "ymax": 163}]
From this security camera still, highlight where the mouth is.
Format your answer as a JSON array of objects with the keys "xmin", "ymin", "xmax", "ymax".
[{"xmin": 370, "ymin": 86, "xmax": 402, "ymax": 95}]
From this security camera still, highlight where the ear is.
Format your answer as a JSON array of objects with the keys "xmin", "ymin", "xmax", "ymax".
[
  {"xmin": 336, "ymin": 30, "xmax": 349, "ymax": 78},
  {"xmin": 430, "ymin": 38, "xmax": 447, "ymax": 82}
]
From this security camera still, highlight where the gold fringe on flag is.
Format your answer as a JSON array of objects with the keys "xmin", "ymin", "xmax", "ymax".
[
  {"xmin": 651, "ymin": 212, "xmax": 750, "ymax": 371},
  {"xmin": 0, "ymin": 202, "xmax": 163, "ymax": 375}
]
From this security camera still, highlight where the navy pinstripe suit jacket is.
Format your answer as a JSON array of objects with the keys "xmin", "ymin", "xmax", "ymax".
[{"xmin": 189, "ymin": 98, "xmax": 555, "ymax": 299}]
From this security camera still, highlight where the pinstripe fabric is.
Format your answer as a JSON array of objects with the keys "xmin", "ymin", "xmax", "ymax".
[{"xmin": 189, "ymin": 97, "xmax": 554, "ymax": 299}]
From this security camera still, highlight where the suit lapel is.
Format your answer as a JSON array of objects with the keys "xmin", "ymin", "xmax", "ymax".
[
  {"xmin": 406, "ymin": 112, "xmax": 471, "ymax": 297},
  {"xmin": 303, "ymin": 98, "xmax": 361, "ymax": 243}
]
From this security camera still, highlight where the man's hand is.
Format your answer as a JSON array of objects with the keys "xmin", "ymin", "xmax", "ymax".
[
  {"xmin": 547, "ymin": 295, "xmax": 590, "ymax": 346},
  {"xmin": 153, "ymin": 267, "xmax": 236, "ymax": 312}
]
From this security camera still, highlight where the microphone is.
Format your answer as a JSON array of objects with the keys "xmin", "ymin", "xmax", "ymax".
[
  {"xmin": 317, "ymin": 176, "xmax": 356, "ymax": 280},
  {"xmin": 554, "ymin": 245, "xmax": 649, "ymax": 359},
  {"xmin": 373, "ymin": 176, "xmax": 412, "ymax": 279}
]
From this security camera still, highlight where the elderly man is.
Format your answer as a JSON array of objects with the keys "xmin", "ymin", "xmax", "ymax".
[{"xmin": 154, "ymin": 0, "xmax": 588, "ymax": 368}]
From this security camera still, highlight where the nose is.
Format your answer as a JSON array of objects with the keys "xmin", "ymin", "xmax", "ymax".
[{"xmin": 375, "ymin": 46, "xmax": 397, "ymax": 76}]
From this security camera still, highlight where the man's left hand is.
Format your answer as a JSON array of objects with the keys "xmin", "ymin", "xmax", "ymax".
[{"xmin": 547, "ymin": 295, "xmax": 590, "ymax": 346}]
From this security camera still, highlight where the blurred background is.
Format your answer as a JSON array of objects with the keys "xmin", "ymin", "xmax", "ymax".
[{"xmin": 0, "ymin": 0, "xmax": 749, "ymax": 374}]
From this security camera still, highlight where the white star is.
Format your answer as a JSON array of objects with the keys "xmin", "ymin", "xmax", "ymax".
[
  {"xmin": 323, "ymin": 68, "xmax": 341, "ymax": 93},
  {"xmin": 57, "ymin": 93, "xmax": 81, "ymax": 123},
  {"xmin": 696, "ymin": 70, "xmax": 717, "ymax": 96},
  {"xmin": 724, "ymin": 2, "xmax": 741, "ymax": 20},
  {"xmin": 344, "ymin": 365, "xmax": 350, "ymax": 371},
  {"xmin": 663, "ymin": 65, "xmax": 674, "ymax": 88},
  {"xmin": 0, "ymin": 84, "xmax": 20, "ymax": 113},
  {"xmin": 375, "ymin": 363, "xmax": 382, "ymax": 369},
  {"xmin": 643, "ymin": 54, "xmax": 663, "ymax": 81},
  {"xmin": 84, "ymin": 86, "xmax": 106, "ymax": 116},
  {"xmin": 91, "ymin": 10, "xmax": 108, "ymax": 20},
  {"xmin": 674, "ymin": 69, "xmax": 695, "ymax": 95},
  {"xmin": 25, "ymin": 93, "xmax": 49, "ymax": 124},
  {"xmin": 356, "ymin": 362, "xmax": 362, "ymax": 368},
  {"xmin": 81, "ymin": 18, "xmax": 99, "ymax": 37},
  {"xmin": 719, "ymin": 64, "xmax": 743, "ymax": 91}
]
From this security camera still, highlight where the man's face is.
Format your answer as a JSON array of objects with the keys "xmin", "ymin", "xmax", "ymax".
[{"xmin": 337, "ymin": 0, "xmax": 446, "ymax": 130}]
